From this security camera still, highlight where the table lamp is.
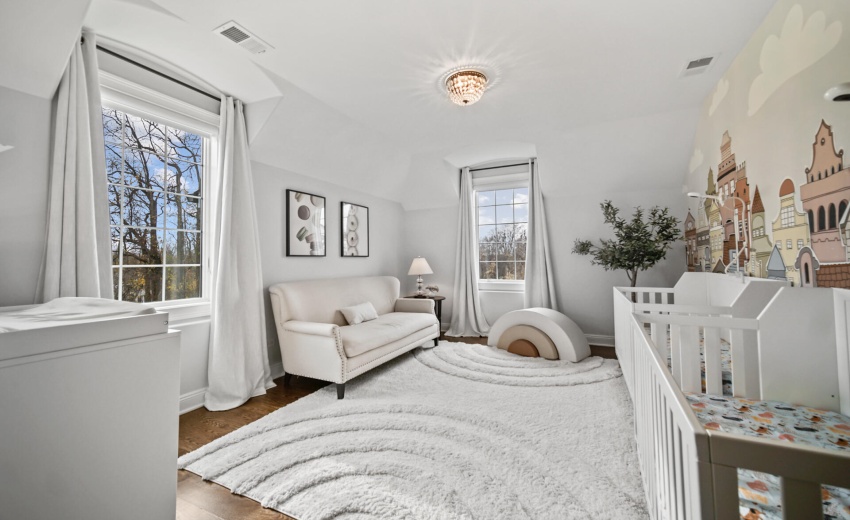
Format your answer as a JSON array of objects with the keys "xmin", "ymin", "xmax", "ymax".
[{"xmin": 408, "ymin": 257, "xmax": 433, "ymax": 296}]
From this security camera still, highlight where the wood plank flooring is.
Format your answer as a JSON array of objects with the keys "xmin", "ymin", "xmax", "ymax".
[{"xmin": 176, "ymin": 337, "xmax": 617, "ymax": 519}]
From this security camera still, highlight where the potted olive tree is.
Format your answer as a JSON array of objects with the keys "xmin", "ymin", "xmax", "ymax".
[{"xmin": 572, "ymin": 200, "xmax": 680, "ymax": 288}]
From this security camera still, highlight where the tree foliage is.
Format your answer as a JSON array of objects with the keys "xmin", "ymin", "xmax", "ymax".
[{"xmin": 572, "ymin": 200, "xmax": 681, "ymax": 287}]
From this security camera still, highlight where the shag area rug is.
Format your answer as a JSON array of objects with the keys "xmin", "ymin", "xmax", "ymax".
[{"xmin": 179, "ymin": 342, "xmax": 648, "ymax": 519}]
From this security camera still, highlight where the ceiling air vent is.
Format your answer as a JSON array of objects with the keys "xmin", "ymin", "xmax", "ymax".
[
  {"xmin": 681, "ymin": 56, "xmax": 715, "ymax": 77},
  {"xmin": 214, "ymin": 21, "xmax": 273, "ymax": 55}
]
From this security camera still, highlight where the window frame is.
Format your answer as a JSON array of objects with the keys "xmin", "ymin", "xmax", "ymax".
[
  {"xmin": 100, "ymin": 71, "xmax": 219, "ymax": 318},
  {"xmin": 471, "ymin": 166, "xmax": 530, "ymax": 293}
]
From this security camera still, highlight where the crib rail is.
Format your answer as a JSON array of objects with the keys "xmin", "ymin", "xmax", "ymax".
[
  {"xmin": 631, "ymin": 314, "xmax": 713, "ymax": 519},
  {"xmin": 630, "ymin": 312, "xmax": 850, "ymax": 519},
  {"xmin": 633, "ymin": 313, "xmax": 760, "ymax": 398}
]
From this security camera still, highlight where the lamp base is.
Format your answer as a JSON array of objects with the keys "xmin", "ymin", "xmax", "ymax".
[{"xmin": 415, "ymin": 275, "xmax": 424, "ymax": 296}]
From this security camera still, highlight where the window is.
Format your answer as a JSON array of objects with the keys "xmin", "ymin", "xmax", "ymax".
[
  {"xmin": 808, "ymin": 210, "xmax": 815, "ymax": 233},
  {"xmin": 477, "ymin": 188, "xmax": 528, "ymax": 281},
  {"xmin": 103, "ymin": 107, "xmax": 207, "ymax": 303},
  {"xmin": 780, "ymin": 206, "xmax": 794, "ymax": 228},
  {"xmin": 786, "ymin": 239, "xmax": 792, "ymax": 250},
  {"xmin": 777, "ymin": 241, "xmax": 782, "ymax": 250},
  {"xmin": 819, "ymin": 206, "xmax": 826, "ymax": 231},
  {"xmin": 798, "ymin": 239, "xmax": 804, "ymax": 249},
  {"xmin": 829, "ymin": 204, "xmax": 837, "ymax": 229}
]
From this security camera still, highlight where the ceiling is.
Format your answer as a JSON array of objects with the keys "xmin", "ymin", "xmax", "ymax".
[{"xmin": 2, "ymin": 0, "xmax": 777, "ymax": 208}]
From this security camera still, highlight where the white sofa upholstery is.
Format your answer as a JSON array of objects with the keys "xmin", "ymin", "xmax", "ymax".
[{"xmin": 269, "ymin": 276, "xmax": 440, "ymax": 398}]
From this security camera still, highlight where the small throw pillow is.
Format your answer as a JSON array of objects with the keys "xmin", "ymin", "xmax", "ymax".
[{"xmin": 340, "ymin": 302, "xmax": 379, "ymax": 325}]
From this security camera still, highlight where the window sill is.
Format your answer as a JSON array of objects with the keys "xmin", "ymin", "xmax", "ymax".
[
  {"xmin": 478, "ymin": 281, "xmax": 525, "ymax": 293},
  {"xmin": 153, "ymin": 299, "xmax": 211, "ymax": 323}
]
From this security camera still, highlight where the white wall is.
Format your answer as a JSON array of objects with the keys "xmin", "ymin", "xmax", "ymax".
[
  {"xmin": 0, "ymin": 86, "xmax": 51, "ymax": 307},
  {"xmin": 252, "ymin": 160, "xmax": 408, "ymax": 366}
]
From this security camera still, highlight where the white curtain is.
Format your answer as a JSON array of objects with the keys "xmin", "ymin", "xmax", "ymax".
[
  {"xmin": 205, "ymin": 97, "xmax": 273, "ymax": 411},
  {"xmin": 447, "ymin": 167, "xmax": 491, "ymax": 336},
  {"xmin": 38, "ymin": 30, "xmax": 112, "ymax": 302},
  {"xmin": 524, "ymin": 159, "xmax": 558, "ymax": 309}
]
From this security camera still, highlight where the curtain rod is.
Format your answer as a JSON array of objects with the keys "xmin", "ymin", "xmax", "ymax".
[
  {"xmin": 95, "ymin": 45, "xmax": 220, "ymax": 102},
  {"xmin": 469, "ymin": 159, "xmax": 534, "ymax": 173}
]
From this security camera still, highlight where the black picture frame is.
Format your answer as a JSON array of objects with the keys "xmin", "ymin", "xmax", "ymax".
[
  {"xmin": 286, "ymin": 189, "xmax": 326, "ymax": 257},
  {"xmin": 340, "ymin": 202, "xmax": 369, "ymax": 257}
]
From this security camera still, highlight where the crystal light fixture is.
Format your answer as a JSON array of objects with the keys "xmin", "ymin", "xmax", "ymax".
[{"xmin": 446, "ymin": 70, "xmax": 488, "ymax": 106}]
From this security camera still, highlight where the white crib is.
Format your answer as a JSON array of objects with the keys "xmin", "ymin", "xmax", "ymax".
[{"xmin": 613, "ymin": 274, "xmax": 850, "ymax": 519}]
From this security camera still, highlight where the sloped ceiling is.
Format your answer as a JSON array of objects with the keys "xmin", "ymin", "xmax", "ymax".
[{"xmin": 3, "ymin": 0, "xmax": 777, "ymax": 209}]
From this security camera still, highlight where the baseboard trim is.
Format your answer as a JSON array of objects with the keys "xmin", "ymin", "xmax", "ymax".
[
  {"xmin": 585, "ymin": 334, "xmax": 614, "ymax": 347},
  {"xmin": 179, "ymin": 388, "xmax": 206, "ymax": 415}
]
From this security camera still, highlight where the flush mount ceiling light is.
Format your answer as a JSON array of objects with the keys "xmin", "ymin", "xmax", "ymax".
[{"xmin": 445, "ymin": 69, "xmax": 488, "ymax": 106}]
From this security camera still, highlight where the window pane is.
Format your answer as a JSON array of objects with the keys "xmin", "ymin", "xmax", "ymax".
[
  {"xmin": 496, "ymin": 189, "xmax": 513, "ymax": 205},
  {"xmin": 122, "ymin": 227, "xmax": 163, "ymax": 266},
  {"xmin": 497, "ymin": 241, "xmax": 516, "ymax": 261},
  {"xmin": 124, "ymin": 188, "xmax": 165, "ymax": 228},
  {"xmin": 168, "ymin": 128, "xmax": 203, "ymax": 164},
  {"xmin": 497, "ymin": 224, "xmax": 514, "ymax": 242},
  {"xmin": 516, "ymin": 242, "xmax": 527, "ymax": 261},
  {"xmin": 516, "ymin": 262, "xmax": 526, "ymax": 280},
  {"xmin": 123, "ymin": 148, "xmax": 167, "ymax": 190},
  {"xmin": 122, "ymin": 267, "xmax": 163, "ymax": 303},
  {"xmin": 479, "ymin": 225, "xmax": 496, "ymax": 242},
  {"xmin": 166, "ymin": 159, "xmax": 201, "ymax": 196},
  {"xmin": 496, "ymin": 205, "xmax": 513, "ymax": 224},
  {"xmin": 111, "ymin": 227, "xmax": 121, "ymax": 264},
  {"xmin": 479, "ymin": 243, "xmax": 496, "ymax": 262},
  {"xmin": 105, "ymin": 142, "xmax": 123, "ymax": 184},
  {"xmin": 497, "ymin": 262, "xmax": 516, "ymax": 280},
  {"xmin": 123, "ymin": 112, "xmax": 166, "ymax": 155},
  {"xmin": 479, "ymin": 262, "xmax": 496, "ymax": 280},
  {"xmin": 165, "ymin": 231, "xmax": 201, "ymax": 264},
  {"xmin": 478, "ymin": 206, "xmax": 495, "ymax": 225},
  {"xmin": 477, "ymin": 191, "xmax": 495, "ymax": 207},
  {"xmin": 166, "ymin": 266, "xmax": 201, "ymax": 300},
  {"xmin": 513, "ymin": 188, "xmax": 529, "ymax": 204},
  {"xmin": 514, "ymin": 223, "xmax": 528, "ymax": 242},
  {"xmin": 102, "ymin": 109, "xmax": 122, "ymax": 144},
  {"xmin": 514, "ymin": 203, "xmax": 528, "ymax": 223},
  {"xmin": 167, "ymin": 194, "xmax": 200, "ymax": 231},
  {"xmin": 108, "ymin": 184, "xmax": 122, "ymax": 226},
  {"xmin": 112, "ymin": 268, "xmax": 120, "ymax": 300}
]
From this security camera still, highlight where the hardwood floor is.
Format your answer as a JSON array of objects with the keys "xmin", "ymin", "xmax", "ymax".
[{"xmin": 176, "ymin": 336, "xmax": 617, "ymax": 519}]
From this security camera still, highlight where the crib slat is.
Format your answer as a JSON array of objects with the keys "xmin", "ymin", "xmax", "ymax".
[
  {"xmin": 656, "ymin": 323, "xmax": 669, "ymax": 363},
  {"xmin": 781, "ymin": 477, "xmax": 823, "ymax": 519},
  {"xmin": 679, "ymin": 325, "xmax": 702, "ymax": 393},
  {"xmin": 729, "ymin": 328, "xmax": 749, "ymax": 397},
  {"xmin": 670, "ymin": 325, "xmax": 682, "ymax": 385},
  {"xmin": 712, "ymin": 464, "xmax": 739, "ymax": 520},
  {"xmin": 703, "ymin": 327, "xmax": 723, "ymax": 395}
]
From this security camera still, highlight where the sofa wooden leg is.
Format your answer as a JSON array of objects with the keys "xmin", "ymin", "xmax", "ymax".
[
  {"xmin": 433, "ymin": 338, "xmax": 439, "ymax": 347},
  {"xmin": 283, "ymin": 372, "xmax": 293, "ymax": 386},
  {"xmin": 336, "ymin": 383, "xmax": 345, "ymax": 399}
]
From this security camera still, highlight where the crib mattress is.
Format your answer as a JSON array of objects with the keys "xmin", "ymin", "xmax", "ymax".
[
  {"xmin": 686, "ymin": 393, "xmax": 850, "ymax": 519},
  {"xmin": 0, "ymin": 298, "xmax": 167, "ymax": 362}
]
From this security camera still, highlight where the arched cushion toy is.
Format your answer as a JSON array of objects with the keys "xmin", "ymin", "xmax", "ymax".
[{"xmin": 487, "ymin": 308, "xmax": 591, "ymax": 362}]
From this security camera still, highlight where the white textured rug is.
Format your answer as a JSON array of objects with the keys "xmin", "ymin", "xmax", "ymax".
[{"xmin": 179, "ymin": 342, "xmax": 648, "ymax": 519}]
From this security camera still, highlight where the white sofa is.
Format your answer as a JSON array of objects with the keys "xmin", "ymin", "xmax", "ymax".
[{"xmin": 269, "ymin": 276, "xmax": 440, "ymax": 398}]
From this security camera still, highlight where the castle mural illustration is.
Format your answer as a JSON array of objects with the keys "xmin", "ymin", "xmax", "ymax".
[{"xmin": 686, "ymin": 121, "xmax": 850, "ymax": 289}]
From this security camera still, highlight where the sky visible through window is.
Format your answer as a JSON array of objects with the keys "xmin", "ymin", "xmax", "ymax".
[
  {"xmin": 103, "ymin": 107, "xmax": 204, "ymax": 303},
  {"xmin": 477, "ymin": 188, "xmax": 528, "ymax": 280}
]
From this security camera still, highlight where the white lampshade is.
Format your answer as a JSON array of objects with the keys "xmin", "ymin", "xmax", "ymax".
[{"xmin": 408, "ymin": 257, "xmax": 433, "ymax": 276}]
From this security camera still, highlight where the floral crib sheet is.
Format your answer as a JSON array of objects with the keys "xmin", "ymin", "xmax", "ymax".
[{"xmin": 686, "ymin": 393, "xmax": 850, "ymax": 519}]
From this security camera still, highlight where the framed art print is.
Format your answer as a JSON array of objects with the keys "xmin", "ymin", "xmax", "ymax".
[
  {"xmin": 341, "ymin": 202, "xmax": 369, "ymax": 257},
  {"xmin": 286, "ymin": 189, "xmax": 326, "ymax": 256}
]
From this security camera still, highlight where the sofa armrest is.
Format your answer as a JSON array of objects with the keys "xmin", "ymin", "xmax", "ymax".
[
  {"xmin": 395, "ymin": 298, "xmax": 435, "ymax": 314},
  {"xmin": 283, "ymin": 320, "xmax": 340, "ymax": 338}
]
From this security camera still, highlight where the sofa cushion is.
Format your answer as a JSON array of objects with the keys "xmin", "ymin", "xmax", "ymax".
[
  {"xmin": 339, "ymin": 312, "xmax": 437, "ymax": 357},
  {"xmin": 339, "ymin": 302, "xmax": 379, "ymax": 325}
]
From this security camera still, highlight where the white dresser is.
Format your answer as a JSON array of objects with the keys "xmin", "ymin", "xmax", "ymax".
[{"xmin": 0, "ymin": 300, "xmax": 181, "ymax": 520}]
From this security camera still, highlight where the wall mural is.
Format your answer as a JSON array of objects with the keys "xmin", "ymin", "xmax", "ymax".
[{"xmin": 683, "ymin": 1, "xmax": 850, "ymax": 288}]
